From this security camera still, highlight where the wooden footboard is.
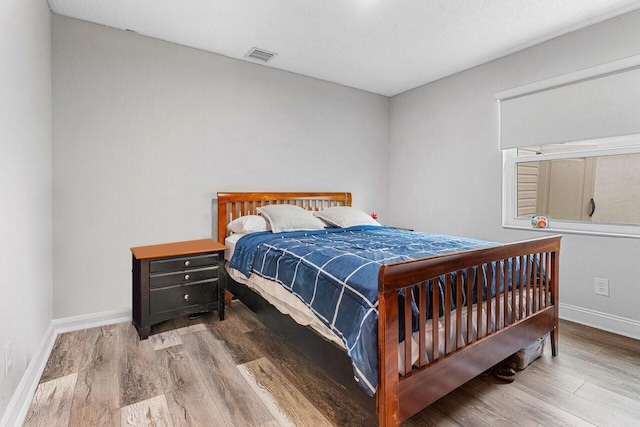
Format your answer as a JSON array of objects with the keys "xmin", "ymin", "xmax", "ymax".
[{"xmin": 377, "ymin": 235, "xmax": 561, "ymax": 426}]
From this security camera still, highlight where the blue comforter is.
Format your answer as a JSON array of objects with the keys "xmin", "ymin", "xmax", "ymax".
[{"xmin": 229, "ymin": 226, "xmax": 500, "ymax": 396}]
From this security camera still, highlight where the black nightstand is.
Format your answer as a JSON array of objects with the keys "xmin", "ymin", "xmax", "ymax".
[{"xmin": 131, "ymin": 239, "xmax": 226, "ymax": 339}]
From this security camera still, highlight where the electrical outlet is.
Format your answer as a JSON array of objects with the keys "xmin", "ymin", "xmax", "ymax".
[
  {"xmin": 4, "ymin": 342, "xmax": 12, "ymax": 378},
  {"xmin": 594, "ymin": 277, "xmax": 610, "ymax": 297}
]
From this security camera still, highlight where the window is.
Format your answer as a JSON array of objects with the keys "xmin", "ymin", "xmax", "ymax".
[
  {"xmin": 497, "ymin": 54, "xmax": 640, "ymax": 238},
  {"xmin": 503, "ymin": 136, "xmax": 640, "ymax": 237}
]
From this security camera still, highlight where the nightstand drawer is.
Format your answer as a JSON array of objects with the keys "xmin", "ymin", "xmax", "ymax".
[
  {"xmin": 150, "ymin": 279, "xmax": 218, "ymax": 314},
  {"xmin": 150, "ymin": 265, "xmax": 218, "ymax": 289},
  {"xmin": 150, "ymin": 253, "xmax": 219, "ymax": 274}
]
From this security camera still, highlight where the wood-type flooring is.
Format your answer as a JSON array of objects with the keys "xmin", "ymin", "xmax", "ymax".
[{"xmin": 23, "ymin": 301, "xmax": 640, "ymax": 426}]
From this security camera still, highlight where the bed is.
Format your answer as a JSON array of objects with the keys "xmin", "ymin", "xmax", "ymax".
[{"xmin": 216, "ymin": 192, "xmax": 561, "ymax": 426}]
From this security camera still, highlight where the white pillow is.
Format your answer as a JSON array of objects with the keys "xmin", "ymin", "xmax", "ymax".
[
  {"xmin": 228, "ymin": 215, "xmax": 270, "ymax": 234},
  {"xmin": 257, "ymin": 204, "xmax": 326, "ymax": 233},
  {"xmin": 314, "ymin": 206, "xmax": 381, "ymax": 228}
]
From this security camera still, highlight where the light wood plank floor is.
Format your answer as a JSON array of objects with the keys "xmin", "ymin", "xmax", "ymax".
[{"xmin": 24, "ymin": 302, "xmax": 640, "ymax": 426}]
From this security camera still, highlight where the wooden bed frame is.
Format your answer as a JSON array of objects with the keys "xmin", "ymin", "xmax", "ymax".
[{"xmin": 217, "ymin": 192, "xmax": 561, "ymax": 426}]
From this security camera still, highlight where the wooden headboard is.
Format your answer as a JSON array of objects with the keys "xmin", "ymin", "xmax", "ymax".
[{"xmin": 216, "ymin": 192, "xmax": 352, "ymax": 244}]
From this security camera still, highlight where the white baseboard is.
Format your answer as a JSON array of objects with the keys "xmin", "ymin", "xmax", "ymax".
[
  {"xmin": 560, "ymin": 303, "xmax": 640, "ymax": 340},
  {"xmin": 0, "ymin": 323, "xmax": 55, "ymax": 427},
  {"xmin": 0, "ymin": 309, "xmax": 131, "ymax": 427},
  {"xmin": 51, "ymin": 308, "xmax": 132, "ymax": 335}
]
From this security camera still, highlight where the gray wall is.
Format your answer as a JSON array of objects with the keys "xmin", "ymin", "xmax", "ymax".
[
  {"xmin": 0, "ymin": 0, "xmax": 52, "ymax": 416},
  {"xmin": 389, "ymin": 10, "xmax": 640, "ymax": 336},
  {"xmin": 52, "ymin": 16, "xmax": 390, "ymax": 318},
  {"xmin": 3, "ymin": 4, "xmax": 637, "ymax": 420}
]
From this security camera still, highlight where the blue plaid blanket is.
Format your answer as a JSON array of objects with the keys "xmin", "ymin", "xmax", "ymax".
[{"xmin": 229, "ymin": 226, "xmax": 499, "ymax": 395}]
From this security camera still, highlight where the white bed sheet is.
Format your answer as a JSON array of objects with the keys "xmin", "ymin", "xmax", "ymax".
[{"xmin": 224, "ymin": 233, "xmax": 243, "ymax": 261}]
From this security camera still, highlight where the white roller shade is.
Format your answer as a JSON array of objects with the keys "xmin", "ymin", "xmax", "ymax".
[{"xmin": 497, "ymin": 56, "xmax": 640, "ymax": 150}]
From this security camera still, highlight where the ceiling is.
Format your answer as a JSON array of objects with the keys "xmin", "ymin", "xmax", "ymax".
[{"xmin": 48, "ymin": 0, "xmax": 640, "ymax": 96}]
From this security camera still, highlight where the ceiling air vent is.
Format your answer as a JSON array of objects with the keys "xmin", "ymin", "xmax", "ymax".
[{"xmin": 245, "ymin": 47, "xmax": 277, "ymax": 63}]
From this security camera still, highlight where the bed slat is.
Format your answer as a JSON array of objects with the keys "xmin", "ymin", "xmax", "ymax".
[
  {"xmin": 466, "ymin": 267, "xmax": 473, "ymax": 344},
  {"xmin": 431, "ymin": 279, "xmax": 439, "ymax": 363},
  {"xmin": 403, "ymin": 288, "xmax": 412, "ymax": 375},
  {"xmin": 518, "ymin": 255, "xmax": 524, "ymax": 320},
  {"xmin": 526, "ymin": 254, "xmax": 532, "ymax": 316},
  {"xmin": 476, "ymin": 265, "xmax": 483, "ymax": 339},
  {"xmin": 510, "ymin": 257, "xmax": 516, "ymax": 323},
  {"xmin": 503, "ymin": 258, "xmax": 509, "ymax": 326},
  {"xmin": 444, "ymin": 274, "xmax": 451, "ymax": 354},
  {"xmin": 418, "ymin": 283, "xmax": 427, "ymax": 367},
  {"xmin": 455, "ymin": 272, "xmax": 463, "ymax": 350},
  {"xmin": 486, "ymin": 263, "xmax": 493, "ymax": 336}
]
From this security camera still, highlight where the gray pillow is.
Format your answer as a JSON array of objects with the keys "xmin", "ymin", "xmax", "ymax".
[
  {"xmin": 257, "ymin": 204, "xmax": 326, "ymax": 233},
  {"xmin": 314, "ymin": 206, "xmax": 381, "ymax": 228}
]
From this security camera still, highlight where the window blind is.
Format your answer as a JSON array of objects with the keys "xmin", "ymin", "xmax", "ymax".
[{"xmin": 497, "ymin": 57, "xmax": 640, "ymax": 150}]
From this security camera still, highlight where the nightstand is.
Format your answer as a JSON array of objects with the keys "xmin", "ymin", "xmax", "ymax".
[{"xmin": 131, "ymin": 238, "xmax": 226, "ymax": 339}]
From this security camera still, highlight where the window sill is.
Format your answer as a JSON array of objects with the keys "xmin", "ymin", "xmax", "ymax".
[{"xmin": 503, "ymin": 218, "xmax": 640, "ymax": 239}]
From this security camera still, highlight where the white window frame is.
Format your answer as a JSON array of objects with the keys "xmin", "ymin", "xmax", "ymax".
[{"xmin": 502, "ymin": 135, "xmax": 640, "ymax": 238}]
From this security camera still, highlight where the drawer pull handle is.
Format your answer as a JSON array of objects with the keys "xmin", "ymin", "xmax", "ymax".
[
  {"xmin": 184, "ymin": 274, "xmax": 190, "ymax": 280},
  {"xmin": 183, "ymin": 293, "xmax": 190, "ymax": 301},
  {"xmin": 184, "ymin": 260, "xmax": 190, "ymax": 267}
]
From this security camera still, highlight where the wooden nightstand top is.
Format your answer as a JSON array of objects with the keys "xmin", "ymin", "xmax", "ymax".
[{"xmin": 131, "ymin": 238, "xmax": 227, "ymax": 260}]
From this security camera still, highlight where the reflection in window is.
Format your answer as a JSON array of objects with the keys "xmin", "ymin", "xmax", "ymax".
[{"xmin": 515, "ymin": 142, "xmax": 640, "ymax": 226}]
